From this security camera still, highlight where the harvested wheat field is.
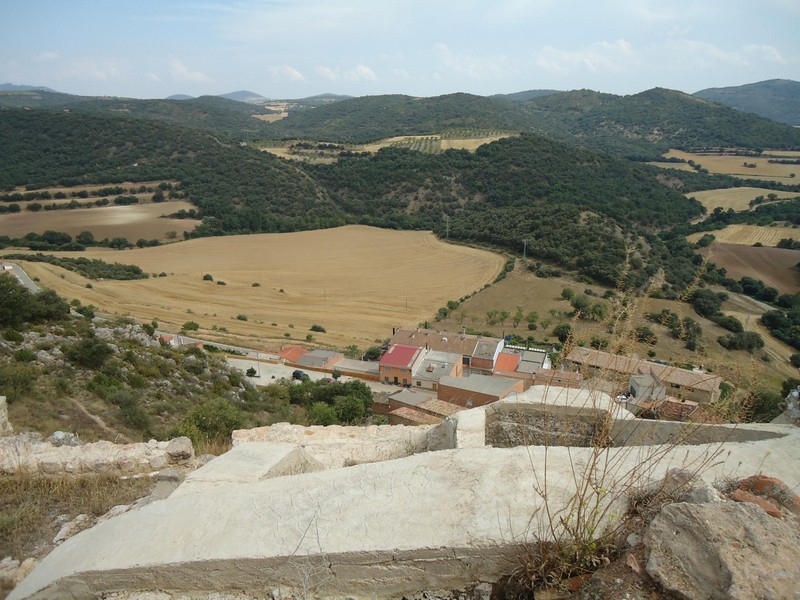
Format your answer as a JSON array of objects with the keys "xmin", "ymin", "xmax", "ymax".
[
  {"xmin": 0, "ymin": 201, "xmax": 200, "ymax": 241},
  {"xmin": 688, "ymin": 224, "xmax": 800, "ymax": 246},
  {"xmin": 663, "ymin": 150, "xmax": 800, "ymax": 183},
  {"xmin": 687, "ymin": 187, "xmax": 798, "ymax": 214},
  {"xmin": 698, "ymin": 243, "xmax": 800, "ymax": 294},
  {"xmin": 9, "ymin": 226, "xmax": 504, "ymax": 349}
]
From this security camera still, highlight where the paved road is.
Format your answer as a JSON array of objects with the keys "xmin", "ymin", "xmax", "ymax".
[{"xmin": 1, "ymin": 262, "xmax": 40, "ymax": 293}]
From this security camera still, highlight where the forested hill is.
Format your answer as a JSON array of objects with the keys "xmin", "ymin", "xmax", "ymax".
[
  {"xmin": 519, "ymin": 88, "xmax": 800, "ymax": 159},
  {"xmin": 304, "ymin": 134, "xmax": 705, "ymax": 288},
  {"xmin": 0, "ymin": 91, "xmax": 278, "ymax": 138},
  {"xmin": 2, "ymin": 108, "xmax": 709, "ymax": 289},
  {"xmin": 259, "ymin": 93, "xmax": 531, "ymax": 143},
  {"xmin": 0, "ymin": 109, "xmax": 334, "ymax": 229},
  {"xmin": 694, "ymin": 79, "xmax": 800, "ymax": 126}
]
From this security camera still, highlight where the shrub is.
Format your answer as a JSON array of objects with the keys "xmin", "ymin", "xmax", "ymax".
[
  {"xmin": 309, "ymin": 324, "xmax": 326, "ymax": 333},
  {"xmin": 236, "ymin": 314, "xmax": 248, "ymax": 321},
  {"xmin": 175, "ymin": 397, "xmax": 245, "ymax": 445},
  {"xmin": 63, "ymin": 336, "xmax": 113, "ymax": 369},
  {"xmin": 308, "ymin": 402, "xmax": 338, "ymax": 426},
  {"xmin": 216, "ymin": 281, "xmax": 226, "ymax": 286},
  {"xmin": 13, "ymin": 348, "xmax": 36, "ymax": 363},
  {"xmin": 182, "ymin": 321, "xmax": 200, "ymax": 332},
  {"xmin": 202, "ymin": 274, "xmax": 213, "ymax": 281},
  {"xmin": 3, "ymin": 330, "xmax": 24, "ymax": 343}
]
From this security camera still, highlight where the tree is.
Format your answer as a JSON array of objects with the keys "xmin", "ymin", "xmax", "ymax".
[
  {"xmin": 308, "ymin": 401, "xmax": 337, "ymax": 425},
  {"xmin": 561, "ymin": 288, "xmax": 575, "ymax": 301},
  {"xmin": 334, "ymin": 395, "xmax": 366, "ymax": 424},
  {"xmin": 512, "ymin": 307, "xmax": 524, "ymax": 328},
  {"xmin": 553, "ymin": 323, "xmax": 572, "ymax": 343},
  {"xmin": 64, "ymin": 335, "xmax": 113, "ymax": 368},
  {"xmin": 182, "ymin": 321, "xmax": 200, "ymax": 331},
  {"xmin": 76, "ymin": 231, "xmax": 95, "ymax": 245},
  {"xmin": 246, "ymin": 367, "xmax": 257, "ymax": 377}
]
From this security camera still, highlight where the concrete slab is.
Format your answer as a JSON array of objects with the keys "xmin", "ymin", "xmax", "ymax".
[
  {"xmin": 13, "ymin": 421, "xmax": 799, "ymax": 600},
  {"xmin": 171, "ymin": 443, "xmax": 323, "ymax": 498}
]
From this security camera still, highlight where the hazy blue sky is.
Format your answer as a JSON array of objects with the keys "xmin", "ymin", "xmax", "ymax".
[{"xmin": 2, "ymin": 0, "xmax": 797, "ymax": 99}]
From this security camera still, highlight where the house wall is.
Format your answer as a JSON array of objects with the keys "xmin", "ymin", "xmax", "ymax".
[
  {"xmin": 380, "ymin": 365, "xmax": 412, "ymax": 385},
  {"xmin": 438, "ymin": 380, "xmax": 524, "ymax": 408},
  {"xmin": 412, "ymin": 361, "xmax": 462, "ymax": 390}
]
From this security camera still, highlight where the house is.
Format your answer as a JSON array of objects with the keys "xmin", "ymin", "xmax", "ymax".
[
  {"xmin": 411, "ymin": 350, "xmax": 463, "ymax": 390},
  {"xmin": 295, "ymin": 349, "xmax": 343, "ymax": 371},
  {"xmin": 493, "ymin": 347, "xmax": 553, "ymax": 387},
  {"xmin": 533, "ymin": 369, "xmax": 583, "ymax": 389},
  {"xmin": 437, "ymin": 374, "xmax": 524, "ymax": 408},
  {"xmin": 389, "ymin": 328, "xmax": 504, "ymax": 374},
  {"xmin": 565, "ymin": 347, "xmax": 723, "ymax": 403},
  {"xmin": 278, "ymin": 345, "xmax": 308, "ymax": 364},
  {"xmin": 629, "ymin": 374, "xmax": 666, "ymax": 403},
  {"xmin": 379, "ymin": 344, "xmax": 425, "ymax": 386}
]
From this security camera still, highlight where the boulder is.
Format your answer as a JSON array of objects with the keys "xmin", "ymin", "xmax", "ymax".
[
  {"xmin": 645, "ymin": 501, "xmax": 800, "ymax": 600},
  {"xmin": 165, "ymin": 437, "xmax": 194, "ymax": 463}
]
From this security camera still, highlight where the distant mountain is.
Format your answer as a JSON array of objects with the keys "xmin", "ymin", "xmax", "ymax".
[
  {"xmin": 519, "ymin": 87, "xmax": 800, "ymax": 158},
  {"xmin": 218, "ymin": 90, "xmax": 270, "ymax": 104},
  {"xmin": 694, "ymin": 79, "xmax": 800, "ymax": 126},
  {"xmin": 0, "ymin": 83, "xmax": 58, "ymax": 93},
  {"xmin": 166, "ymin": 94, "xmax": 194, "ymax": 101},
  {"xmin": 260, "ymin": 92, "xmax": 531, "ymax": 143},
  {"xmin": 491, "ymin": 89, "xmax": 562, "ymax": 102}
]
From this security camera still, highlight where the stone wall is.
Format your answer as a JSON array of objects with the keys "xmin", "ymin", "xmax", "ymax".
[
  {"xmin": 0, "ymin": 436, "xmax": 194, "ymax": 475},
  {"xmin": 485, "ymin": 403, "xmax": 608, "ymax": 448}
]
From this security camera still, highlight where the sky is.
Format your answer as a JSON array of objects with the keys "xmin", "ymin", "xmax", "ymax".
[{"xmin": 1, "ymin": 0, "xmax": 798, "ymax": 100}]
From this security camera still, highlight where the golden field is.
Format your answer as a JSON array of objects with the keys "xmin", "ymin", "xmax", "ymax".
[
  {"xmin": 687, "ymin": 224, "xmax": 800, "ymax": 247},
  {"xmin": 686, "ymin": 187, "xmax": 798, "ymax": 214},
  {"xmin": 662, "ymin": 150, "xmax": 800, "ymax": 183},
  {"xmin": 3, "ymin": 226, "xmax": 504, "ymax": 349},
  {"xmin": 0, "ymin": 201, "xmax": 200, "ymax": 241}
]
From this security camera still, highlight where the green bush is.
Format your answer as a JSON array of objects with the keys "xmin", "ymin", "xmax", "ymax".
[
  {"xmin": 236, "ymin": 314, "xmax": 248, "ymax": 321},
  {"xmin": 175, "ymin": 397, "xmax": 246, "ymax": 445},
  {"xmin": 3, "ymin": 329, "xmax": 24, "ymax": 342},
  {"xmin": 63, "ymin": 336, "xmax": 113, "ymax": 368},
  {"xmin": 182, "ymin": 321, "xmax": 200, "ymax": 332},
  {"xmin": 308, "ymin": 402, "xmax": 338, "ymax": 425},
  {"xmin": 202, "ymin": 274, "xmax": 213, "ymax": 281},
  {"xmin": 309, "ymin": 324, "xmax": 326, "ymax": 333}
]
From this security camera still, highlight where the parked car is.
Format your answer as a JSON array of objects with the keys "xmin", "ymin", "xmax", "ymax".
[{"xmin": 292, "ymin": 369, "xmax": 308, "ymax": 380}]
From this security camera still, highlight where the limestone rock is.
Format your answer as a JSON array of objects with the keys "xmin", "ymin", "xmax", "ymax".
[
  {"xmin": 645, "ymin": 501, "xmax": 800, "ymax": 600},
  {"xmin": 53, "ymin": 514, "xmax": 90, "ymax": 545},
  {"xmin": 165, "ymin": 436, "xmax": 194, "ymax": 463},
  {"xmin": 0, "ymin": 396, "xmax": 12, "ymax": 435},
  {"xmin": 46, "ymin": 431, "xmax": 80, "ymax": 447}
]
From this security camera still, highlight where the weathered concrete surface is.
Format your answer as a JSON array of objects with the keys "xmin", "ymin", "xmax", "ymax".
[
  {"xmin": 171, "ymin": 443, "xmax": 324, "ymax": 498},
  {"xmin": 232, "ymin": 422, "xmax": 435, "ymax": 468},
  {"xmin": 10, "ymin": 419, "xmax": 800, "ymax": 600}
]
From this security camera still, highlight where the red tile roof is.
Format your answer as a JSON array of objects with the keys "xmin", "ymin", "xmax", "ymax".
[
  {"xmin": 494, "ymin": 352, "xmax": 521, "ymax": 374},
  {"xmin": 279, "ymin": 345, "xmax": 308, "ymax": 364},
  {"xmin": 379, "ymin": 344, "xmax": 422, "ymax": 368}
]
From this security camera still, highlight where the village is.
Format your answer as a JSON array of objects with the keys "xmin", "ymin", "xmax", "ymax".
[{"xmin": 196, "ymin": 326, "xmax": 726, "ymax": 427}]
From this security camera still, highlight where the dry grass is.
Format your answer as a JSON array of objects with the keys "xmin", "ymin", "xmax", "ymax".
[
  {"xmin": 2, "ymin": 226, "xmax": 504, "ymax": 349},
  {"xmin": 0, "ymin": 201, "xmax": 200, "ymax": 241},
  {"xmin": 0, "ymin": 474, "xmax": 154, "ymax": 562},
  {"xmin": 686, "ymin": 187, "xmax": 798, "ymax": 213}
]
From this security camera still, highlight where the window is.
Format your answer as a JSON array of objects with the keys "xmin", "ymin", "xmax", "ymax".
[{"xmin": 416, "ymin": 381, "xmax": 421, "ymax": 387}]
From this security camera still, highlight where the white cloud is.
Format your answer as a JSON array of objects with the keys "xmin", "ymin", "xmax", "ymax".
[
  {"xmin": 315, "ymin": 64, "xmax": 377, "ymax": 82},
  {"xmin": 169, "ymin": 58, "xmax": 213, "ymax": 83},
  {"xmin": 315, "ymin": 66, "xmax": 339, "ymax": 80},
  {"xmin": 742, "ymin": 44, "xmax": 787, "ymax": 64},
  {"xmin": 268, "ymin": 65, "xmax": 305, "ymax": 81},
  {"xmin": 35, "ymin": 51, "xmax": 59, "ymax": 61},
  {"xmin": 344, "ymin": 65, "xmax": 377, "ymax": 81},
  {"xmin": 534, "ymin": 39, "xmax": 636, "ymax": 74},
  {"xmin": 435, "ymin": 43, "xmax": 506, "ymax": 79}
]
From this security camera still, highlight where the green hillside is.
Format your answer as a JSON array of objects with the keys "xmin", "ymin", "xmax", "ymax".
[
  {"xmin": 694, "ymin": 79, "xmax": 800, "ymax": 126},
  {"xmin": 260, "ymin": 93, "xmax": 531, "ymax": 143},
  {"xmin": 520, "ymin": 88, "xmax": 800, "ymax": 158}
]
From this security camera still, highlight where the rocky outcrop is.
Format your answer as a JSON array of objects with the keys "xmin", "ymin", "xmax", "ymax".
[
  {"xmin": 0, "ymin": 436, "xmax": 194, "ymax": 475},
  {"xmin": 645, "ymin": 500, "xmax": 800, "ymax": 599}
]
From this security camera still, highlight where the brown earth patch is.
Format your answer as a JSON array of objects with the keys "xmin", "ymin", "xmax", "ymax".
[{"xmin": 698, "ymin": 243, "xmax": 800, "ymax": 294}]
